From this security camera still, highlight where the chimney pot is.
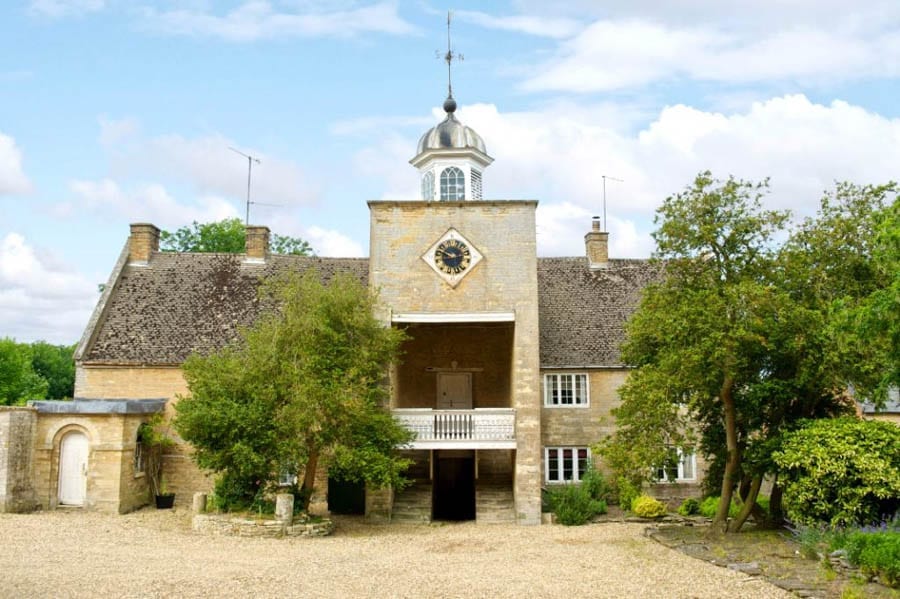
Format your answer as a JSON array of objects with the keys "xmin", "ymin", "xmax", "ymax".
[{"xmin": 129, "ymin": 223, "xmax": 160, "ymax": 265}]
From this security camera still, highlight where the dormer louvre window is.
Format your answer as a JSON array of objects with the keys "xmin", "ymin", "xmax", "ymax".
[
  {"xmin": 440, "ymin": 166, "xmax": 465, "ymax": 201},
  {"xmin": 471, "ymin": 169, "xmax": 482, "ymax": 200},
  {"xmin": 421, "ymin": 171, "xmax": 435, "ymax": 201}
]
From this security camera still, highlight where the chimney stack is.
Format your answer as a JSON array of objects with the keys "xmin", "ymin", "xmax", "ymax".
[
  {"xmin": 129, "ymin": 223, "xmax": 160, "ymax": 265},
  {"xmin": 585, "ymin": 216, "xmax": 609, "ymax": 269},
  {"xmin": 245, "ymin": 225, "xmax": 270, "ymax": 262}
]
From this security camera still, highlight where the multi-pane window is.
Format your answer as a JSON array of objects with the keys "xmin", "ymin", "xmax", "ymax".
[
  {"xmin": 655, "ymin": 449, "xmax": 696, "ymax": 482},
  {"xmin": 421, "ymin": 171, "xmax": 435, "ymax": 201},
  {"xmin": 545, "ymin": 447, "xmax": 590, "ymax": 483},
  {"xmin": 544, "ymin": 373, "xmax": 589, "ymax": 406},
  {"xmin": 471, "ymin": 169, "xmax": 482, "ymax": 200},
  {"xmin": 440, "ymin": 166, "xmax": 465, "ymax": 201}
]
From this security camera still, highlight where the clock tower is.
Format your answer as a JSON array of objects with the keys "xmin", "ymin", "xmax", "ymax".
[{"xmin": 366, "ymin": 84, "xmax": 542, "ymax": 524}]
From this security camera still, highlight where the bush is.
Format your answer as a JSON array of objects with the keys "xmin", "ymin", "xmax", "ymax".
[
  {"xmin": 698, "ymin": 496, "xmax": 739, "ymax": 519},
  {"xmin": 632, "ymin": 495, "xmax": 667, "ymax": 518},
  {"xmin": 677, "ymin": 498, "xmax": 700, "ymax": 516},
  {"xmin": 548, "ymin": 483, "xmax": 607, "ymax": 526},
  {"xmin": 774, "ymin": 418, "xmax": 900, "ymax": 526},
  {"xmin": 547, "ymin": 465, "xmax": 609, "ymax": 525},
  {"xmin": 615, "ymin": 477, "xmax": 641, "ymax": 511},
  {"xmin": 844, "ymin": 531, "xmax": 900, "ymax": 588}
]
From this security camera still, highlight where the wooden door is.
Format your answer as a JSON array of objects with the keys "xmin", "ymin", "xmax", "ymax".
[
  {"xmin": 437, "ymin": 373, "xmax": 472, "ymax": 409},
  {"xmin": 58, "ymin": 431, "xmax": 88, "ymax": 506}
]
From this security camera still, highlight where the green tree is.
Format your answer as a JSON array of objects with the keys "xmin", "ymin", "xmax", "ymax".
[
  {"xmin": 174, "ymin": 270, "xmax": 411, "ymax": 511},
  {"xmin": 29, "ymin": 342, "xmax": 75, "ymax": 399},
  {"xmin": 779, "ymin": 183, "xmax": 898, "ymax": 403},
  {"xmin": 601, "ymin": 172, "xmax": 852, "ymax": 533},
  {"xmin": 0, "ymin": 338, "xmax": 48, "ymax": 405},
  {"xmin": 160, "ymin": 218, "xmax": 313, "ymax": 256},
  {"xmin": 774, "ymin": 418, "xmax": 900, "ymax": 526}
]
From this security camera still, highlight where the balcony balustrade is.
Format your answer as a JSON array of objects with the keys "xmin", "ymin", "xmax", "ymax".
[{"xmin": 392, "ymin": 408, "xmax": 516, "ymax": 449}]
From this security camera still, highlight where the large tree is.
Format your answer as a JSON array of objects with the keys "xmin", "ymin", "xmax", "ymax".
[
  {"xmin": 0, "ymin": 338, "xmax": 49, "ymax": 405},
  {"xmin": 784, "ymin": 184, "xmax": 900, "ymax": 403},
  {"xmin": 160, "ymin": 218, "xmax": 313, "ymax": 256},
  {"xmin": 29, "ymin": 342, "xmax": 76, "ymax": 399},
  {"xmin": 174, "ymin": 270, "xmax": 411, "ymax": 511},
  {"xmin": 602, "ymin": 172, "xmax": 854, "ymax": 533}
]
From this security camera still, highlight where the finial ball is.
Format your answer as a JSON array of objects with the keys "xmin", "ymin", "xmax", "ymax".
[{"xmin": 443, "ymin": 96, "xmax": 457, "ymax": 114}]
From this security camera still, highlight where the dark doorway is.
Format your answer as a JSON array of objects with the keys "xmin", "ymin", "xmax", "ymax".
[
  {"xmin": 327, "ymin": 477, "xmax": 366, "ymax": 515},
  {"xmin": 432, "ymin": 454, "xmax": 475, "ymax": 521}
]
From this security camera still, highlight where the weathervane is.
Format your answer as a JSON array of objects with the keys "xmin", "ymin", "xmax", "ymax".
[{"xmin": 437, "ymin": 11, "xmax": 463, "ymax": 100}]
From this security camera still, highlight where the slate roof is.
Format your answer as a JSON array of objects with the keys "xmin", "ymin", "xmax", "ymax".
[
  {"xmin": 537, "ymin": 257, "xmax": 661, "ymax": 367},
  {"xmin": 80, "ymin": 252, "xmax": 659, "ymax": 368},
  {"xmin": 81, "ymin": 253, "xmax": 368, "ymax": 364}
]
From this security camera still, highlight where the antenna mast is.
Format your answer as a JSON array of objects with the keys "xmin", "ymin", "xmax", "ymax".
[
  {"xmin": 229, "ymin": 147, "xmax": 261, "ymax": 225},
  {"xmin": 601, "ymin": 175, "xmax": 624, "ymax": 232}
]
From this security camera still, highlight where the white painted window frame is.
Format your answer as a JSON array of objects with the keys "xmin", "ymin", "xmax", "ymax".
[
  {"xmin": 544, "ymin": 446, "xmax": 591, "ymax": 484},
  {"xmin": 543, "ymin": 373, "xmax": 590, "ymax": 407},
  {"xmin": 655, "ymin": 449, "xmax": 696, "ymax": 482}
]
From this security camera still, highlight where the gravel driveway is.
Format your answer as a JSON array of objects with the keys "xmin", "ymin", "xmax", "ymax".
[{"xmin": 0, "ymin": 508, "xmax": 790, "ymax": 598}]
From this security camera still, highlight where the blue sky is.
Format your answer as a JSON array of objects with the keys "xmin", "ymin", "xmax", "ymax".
[{"xmin": 2, "ymin": 0, "xmax": 899, "ymax": 343}]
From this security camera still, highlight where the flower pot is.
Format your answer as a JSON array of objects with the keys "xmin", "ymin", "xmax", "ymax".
[{"xmin": 155, "ymin": 494, "xmax": 175, "ymax": 509}]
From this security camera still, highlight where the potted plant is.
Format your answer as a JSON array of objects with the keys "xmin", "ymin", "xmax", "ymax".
[{"xmin": 139, "ymin": 414, "xmax": 176, "ymax": 509}]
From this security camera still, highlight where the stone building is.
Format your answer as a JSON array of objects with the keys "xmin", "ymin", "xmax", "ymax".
[{"xmin": 1, "ymin": 93, "xmax": 703, "ymax": 521}]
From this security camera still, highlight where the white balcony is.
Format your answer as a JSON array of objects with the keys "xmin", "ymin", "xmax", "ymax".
[{"xmin": 393, "ymin": 408, "xmax": 516, "ymax": 449}]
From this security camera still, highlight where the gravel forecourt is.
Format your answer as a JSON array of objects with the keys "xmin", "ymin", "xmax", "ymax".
[{"xmin": 0, "ymin": 508, "xmax": 792, "ymax": 598}]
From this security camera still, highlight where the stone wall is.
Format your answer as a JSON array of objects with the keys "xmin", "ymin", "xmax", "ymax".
[
  {"xmin": 75, "ymin": 365, "xmax": 213, "ymax": 500},
  {"xmin": 0, "ymin": 407, "xmax": 38, "ymax": 513},
  {"xmin": 192, "ymin": 514, "xmax": 334, "ymax": 538},
  {"xmin": 540, "ymin": 369, "xmax": 704, "ymax": 502}
]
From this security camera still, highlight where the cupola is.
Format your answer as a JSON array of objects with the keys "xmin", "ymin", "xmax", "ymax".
[{"xmin": 410, "ymin": 94, "xmax": 493, "ymax": 201}]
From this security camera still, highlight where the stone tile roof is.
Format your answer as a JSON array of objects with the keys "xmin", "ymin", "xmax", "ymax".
[
  {"xmin": 81, "ymin": 252, "xmax": 658, "ymax": 368},
  {"xmin": 81, "ymin": 253, "xmax": 368, "ymax": 364},
  {"xmin": 537, "ymin": 257, "xmax": 661, "ymax": 367}
]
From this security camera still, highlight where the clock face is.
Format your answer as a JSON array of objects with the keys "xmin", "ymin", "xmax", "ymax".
[
  {"xmin": 434, "ymin": 238, "xmax": 471, "ymax": 274},
  {"xmin": 422, "ymin": 228, "xmax": 482, "ymax": 287}
]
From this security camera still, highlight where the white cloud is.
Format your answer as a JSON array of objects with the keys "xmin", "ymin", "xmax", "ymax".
[
  {"xmin": 27, "ymin": 0, "xmax": 104, "ymax": 18},
  {"xmin": 140, "ymin": 1, "xmax": 417, "ymax": 41},
  {"xmin": 0, "ymin": 132, "xmax": 32, "ymax": 195},
  {"xmin": 304, "ymin": 225, "xmax": 365, "ymax": 257},
  {"xmin": 453, "ymin": 10, "xmax": 582, "ymax": 39},
  {"xmin": 98, "ymin": 115, "xmax": 140, "ymax": 147},
  {"xmin": 66, "ymin": 178, "xmax": 239, "ymax": 229},
  {"xmin": 521, "ymin": 18, "xmax": 900, "ymax": 92},
  {"xmin": 104, "ymin": 130, "xmax": 318, "ymax": 208},
  {"xmin": 352, "ymin": 95, "xmax": 900, "ymax": 257},
  {"xmin": 0, "ymin": 233, "xmax": 97, "ymax": 343}
]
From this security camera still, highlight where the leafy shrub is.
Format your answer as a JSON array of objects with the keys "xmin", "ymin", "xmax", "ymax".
[
  {"xmin": 698, "ymin": 496, "xmax": 739, "ymax": 519},
  {"xmin": 844, "ymin": 531, "xmax": 900, "ymax": 588},
  {"xmin": 615, "ymin": 477, "xmax": 641, "ymax": 511},
  {"xmin": 774, "ymin": 418, "xmax": 900, "ymax": 526},
  {"xmin": 547, "ymin": 465, "xmax": 609, "ymax": 525},
  {"xmin": 548, "ymin": 483, "xmax": 607, "ymax": 525},
  {"xmin": 580, "ymin": 464, "xmax": 609, "ymax": 502},
  {"xmin": 632, "ymin": 495, "xmax": 667, "ymax": 518},
  {"xmin": 677, "ymin": 498, "xmax": 700, "ymax": 516}
]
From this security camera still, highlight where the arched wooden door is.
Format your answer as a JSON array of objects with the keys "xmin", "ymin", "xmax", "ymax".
[{"xmin": 58, "ymin": 431, "xmax": 88, "ymax": 506}]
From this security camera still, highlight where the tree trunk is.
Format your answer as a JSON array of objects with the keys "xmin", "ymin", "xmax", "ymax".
[
  {"xmin": 299, "ymin": 449, "xmax": 319, "ymax": 512},
  {"xmin": 729, "ymin": 475, "xmax": 762, "ymax": 532},
  {"xmin": 768, "ymin": 477, "xmax": 785, "ymax": 525},
  {"xmin": 713, "ymin": 376, "xmax": 739, "ymax": 533}
]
